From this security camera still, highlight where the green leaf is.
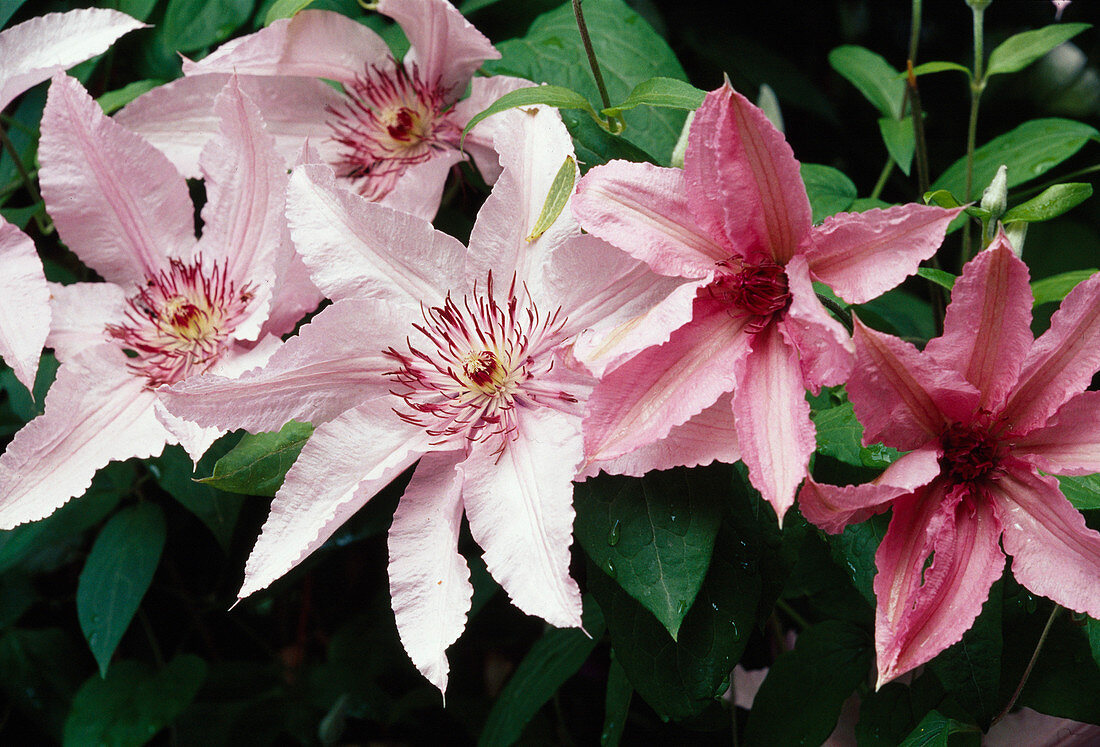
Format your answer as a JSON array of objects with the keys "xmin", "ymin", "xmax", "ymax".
[
  {"xmin": 101, "ymin": 0, "xmax": 160, "ymax": 23},
  {"xmin": 1087, "ymin": 617, "xmax": 1100, "ymax": 670},
  {"xmin": 801, "ymin": 163, "xmax": 857, "ymax": 223},
  {"xmin": 601, "ymin": 77, "xmax": 706, "ymax": 118},
  {"xmin": 917, "ymin": 267, "xmax": 957, "ymax": 291},
  {"xmin": 828, "ymin": 513, "xmax": 890, "ymax": 605},
  {"xmin": 478, "ymin": 597, "xmax": 604, "ymax": 747},
  {"xmin": 933, "ymin": 119, "xmax": 1099, "ymax": 198},
  {"xmin": 150, "ymin": 443, "xmax": 244, "ymax": 551},
  {"xmin": 828, "ymin": 45, "xmax": 904, "ymax": 118},
  {"xmin": 899, "ymin": 710, "xmax": 980, "ymax": 746},
  {"xmin": 526, "ymin": 156, "xmax": 576, "ymax": 242},
  {"xmin": 462, "ymin": 85, "xmax": 601, "ymax": 142},
  {"xmin": 77, "ymin": 503, "xmax": 166, "ymax": 676},
  {"xmin": 0, "ymin": 0, "xmax": 29, "ymax": 27},
  {"xmin": 0, "ymin": 628, "xmax": 86, "ymax": 739},
  {"xmin": 1002, "ymin": 183, "xmax": 1092, "ymax": 223},
  {"xmin": 879, "ymin": 116, "xmax": 916, "ymax": 176},
  {"xmin": 743, "ymin": 620, "xmax": 873, "ymax": 746},
  {"xmin": 574, "ymin": 466, "xmax": 724, "ymax": 639},
  {"xmin": 812, "ymin": 402, "xmax": 900, "ymax": 469},
  {"xmin": 601, "ymin": 656, "xmax": 632, "ymax": 747},
  {"xmin": 908, "ymin": 61, "xmax": 972, "ymax": 78},
  {"xmin": 1032, "ymin": 269, "xmax": 1098, "ymax": 307},
  {"xmin": 199, "ymin": 420, "xmax": 313, "ymax": 496},
  {"xmin": 923, "ymin": 189, "xmax": 963, "ymax": 209},
  {"xmin": 927, "ymin": 581, "xmax": 1002, "ymax": 729},
  {"xmin": 986, "ymin": 23, "xmax": 1091, "ymax": 77},
  {"xmin": 63, "ymin": 656, "xmax": 207, "ymax": 747},
  {"xmin": 485, "ymin": 0, "xmax": 688, "ymax": 166},
  {"xmin": 97, "ymin": 80, "xmax": 161, "ymax": 115},
  {"xmin": 857, "ymin": 287, "xmax": 937, "ymax": 341},
  {"xmin": 264, "ymin": 0, "xmax": 315, "ymax": 25},
  {"xmin": 1058, "ymin": 474, "xmax": 1100, "ymax": 511},
  {"xmin": 160, "ymin": 0, "xmax": 254, "ymax": 54}
]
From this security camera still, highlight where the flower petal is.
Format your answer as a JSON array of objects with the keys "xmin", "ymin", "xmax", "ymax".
[
  {"xmin": 47, "ymin": 281, "xmax": 126, "ymax": 364},
  {"xmin": 1014, "ymin": 390, "xmax": 1100, "ymax": 475},
  {"xmin": 239, "ymin": 399, "xmax": 430, "ymax": 599},
  {"xmin": 454, "ymin": 75, "xmax": 534, "ymax": 186},
  {"xmin": 388, "ymin": 450, "xmax": 471, "ymax": 694},
  {"xmin": 874, "ymin": 483, "xmax": 1005, "ymax": 687},
  {"xmin": 460, "ymin": 406, "xmax": 583, "ymax": 629},
  {"xmin": 684, "ymin": 83, "xmax": 811, "ymax": 264},
  {"xmin": 799, "ymin": 445, "xmax": 941, "ymax": 534},
  {"xmin": 805, "ymin": 205, "xmax": 961, "ymax": 304},
  {"xmin": 379, "ymin": 0, "xmax": 499, "ymax": 101},
  {"xmin": 583, "ymin": 294, "xmax": 750, "ymax": 462},
  {"xmin": 1003, "ymin": 271, "xmax": 1100, "ymax": 435},
  {"xmin": 160, "ymin": 299, "xmax": 397, "ymax": 433},
  {"xmin": 573, "ymin": 160, "xmax": 728, "ymax": 278},
  {"xmin": 992, "ymin": 464, "xmax": 1100, "ymax": 618},
  {"xmin": 0, "ymin": 8, "xmax": 145, "ymax": 111},
  {"xmin": 0, "ymin": 219, "xmax": 49, "ymax": 391},
  {"xmin": 0, "ymin": 345, "xmax": 169, "ymax": 529},
  {"xmin": 371, "ymin": 148, "xmax": 466, "ymax": 222},
  {"xmin": 924, "ymin": 236, "xmax": 1033, "ymax": 413},
  {"xmin": 781, "ymin": 253, "xmax": 853, "ymax": 393},
  {"xmin": 732, "ymin": 322, "xmax": 815, "ymax": 521},
  {"xmin": 39, "ymin": 74, "xmax": 193, "ymax": 284},
  {"xmin": 182, "ymin": 10, "xmax": 390, "ymax": 84}
]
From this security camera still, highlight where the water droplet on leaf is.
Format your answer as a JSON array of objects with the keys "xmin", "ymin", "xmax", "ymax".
[{"xmin": 608, "ymin": 519, "xmax": 621, "ymax": 547}]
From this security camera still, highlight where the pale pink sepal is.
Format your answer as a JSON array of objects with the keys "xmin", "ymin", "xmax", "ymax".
[
  {"xmin": 924, "ymin": 236, "xmax": 1033, "ymax": 412},
  {"xmin": 806, "ymin": 205, "xmax": 963, "ymax": 305},
  {"xmin": 1015, "ymin": 390, "xmax": 1100, "ymax": 475},
  {"xmin": 799, "ymin": 446, "xmax": 941, "ymax": 534},
  {"xmin": 573, "ymin": 161, "xmax": 728, "ymax": 278},
  {"xmin": 1003, "ymin": 271, "xmax": 1100, "ymax": 435},
  {"xmin": 874, "ymin": 483, "xmax": 1005, "ymax": 688},
  {"xmin": 239, "ymin": 399, "xmax": 431, "ymax": 599},
  {"xmin": 583, "ymin": 296, "xmax": 750, "ymax": 462},
  {"xmin": 39, "ymin": 73, "xmax": 192, "ymax": 285},
  {"xmin": 993, "ymin": 466, "xmax": 1100, "ymax": 618},
  {"xmin": 460, "ymin": 407, "xmax": 583, "ymax": 629},
  {"xmin": 161, "ymin": 299, "xmax": 397, "ymax": 433},
  {"xmin": 684, "ymin": 82, "xmax": 811, "ymax": 264},
  {"xmin": 580, "ymin": 393, "xmax": 740, "ymax": 480},
  {"xmin": 0, "ymin": 219, "xmax": 49, "ymax": 391},
  {"xmin": 46, "ymin": 282, "xmax": 125, "ymax": 364},
  {"xmin": 0, "ymin": 345, "xmax": 169, "ymax": 529},
  {"xmin": 374, "ymin": 148, "xmax": 466, "ymax": 222},
  {"xmin": 154, "ymin": 400, "xmax": 223, "ymax": 465},
  {"xmin": 389, "ymin": 450, "xmax": 471, "ymax": 694},
  {"xmin": 453, "ymin": 76, "xmax": 535, "ymax": 186},
  {"xmin": 0, "ymin": 8, "xmax": 145, "ymax": 111},
  {"xmin": 732, "ymin": 322, "xmax": 816, "ymax": 522},
  {"xmin": 378, "ymin": 0, "xmax": 499, "ymax": 101},
  {"xmin": 182, "ymin": 10, "xmax": 391, "ymax": 85},
  {"xmin": 781, "ymin": 254, "xmax": 853, "ymax": 393}
]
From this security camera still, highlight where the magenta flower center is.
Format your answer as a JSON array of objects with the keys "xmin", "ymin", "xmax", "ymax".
[
  {"xmin": 385, "ymin": 274, "xmax": 577, "ymax": 452},
  {"xmin": 939, "ymin": 423, "xmax": 1007, "ymax": 483},
  {"xmin": 327, "ymin": 60, "xmax": 460, "ymax": 202},
  {"xmin": 106, "ymin": 258, "xmax": 254, "ymax": 388},
  {"xmin": 712, "ymin": 259, "xmax": 792, "ymax": 331}
]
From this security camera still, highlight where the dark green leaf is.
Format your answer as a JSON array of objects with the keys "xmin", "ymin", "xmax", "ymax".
[
  {"xmin": 908, "ymin": 61, "xmax": 972, "ymax": 78},
  {"xmin": 0, "ymin": 349, "xmax": 57, "ymax": 417},
  {"xmin": 802, "ymin": 163, "xmax": 857, "ymax": 223},
  {"xmin": 1058, "ymin": 474, "xmax": 1100, "ymax": 511},
  {"xmin": 0, "ymin": 628, "xmax": 86, "ymax": 739},
  {"xmin": 97, "ymin": 80, "xmax": 161, "ymax": 115},
  {"xmin": 574, "ymin": 466, "xmax": 724, "ymax": 639},
  {"xmin": 478, "ymin": 597, "xmax": 604, "ymax": 747},
  {"xmin": 1002, "ymin": 183, "xmax": 1092, "ymax": 223},
  {"xmin": 899, "ymin": 710, "xmax": 980, "ymax": 746},
  {"xmin": 601, "ymin": 77, "xmax": 706, "ymax": 117},
  {"xmin": 924, "ymin": 189, "xmax": 963, "ymax": 209},
  {"xmin": 265, "ymin": 0, "xmax": 315, "ymax": 25},
  {"xmin": 526, "ymin": 155, "xmax": 575, "ymax": 241},
  {"xmin": 1032, "ymin": 269, "xmax": 1098, "ymax": 307},
  {"xmin": 856, "ymin": 677, "xmax": 947, "ymax": 747},
  {"xmin": 462, "ymin": 85, "xmax": 601, "ymax": 141},
  {"xmin": 199, "ymin": 420, "xmax": 313, "ymax": 496},
  {"xmin": 101, "ymin": 0, "xmax": 160, "ymax": 22},
  {"xmin": 917, "ymin": 267, "xmax": 957, "ymax": 291},
  {"xmin": 161, "ymin": 0, "xmax": 254, "ymax": 54},
  {"xmin": 0, "ymin": 0, "xmax": 29, "ymax": 27},
  {"xmin": 601, "ymin": 656, "xmax": 632, "ymax": 747},
  {"xmin": 743, "ymin": 620, "xmax": 873, "ymax": 746},
  {"xmin": 77, "ymin": 503, "xmax": 166, "ymax": 676},
  {"xmin": 828, "ymin": 45, "xmax": 904, "ymax": 118},
  {"xmin": 63, "ymin": 656, "xmax": 207, "ymax": 747},
  {"xmin": 986, "ymin": 23, "xmax": 1091, "ymax": 77},
  {"xmin": 879, "ymin": 116, "xmax": 915, "ymax": 176},
  {"xmin": 812, "ymin": 402, "xmax": 901, "ymax": 471},
  {"xmin": 150, "ymin": 443, "xmax": 244, "ymax": 551},
  {"xmin": 1087, "ymin": 617, "xmax": 1100, "ymax": 670},
  {"xmin": 829, "ymin": 513, "xmax": 889, "ymax": 605},
  {"xmin": 933, "ymin": 119, "xmax": 1098, "ymax": 198},
  {"xmin": 0, "ymin": 574, "xmax": 34, "ymax": 630},
  {"xmin": 857, "ymin": 288, "xmax": 937, "ymax": 341}
]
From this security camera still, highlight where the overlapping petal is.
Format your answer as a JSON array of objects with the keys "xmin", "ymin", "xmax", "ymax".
[
  {"xmin": 781, "ymin": 254, "xmax": 853, "ymax": 393},
  {"xmin": 1014, "ymin": 390, "xmax": 1100, "ymax": 475},
  {"xmin": 0, "ymin": 219, "xmax": 49, "ymax": 391},
  {"xmin": 46, "ymin": 282, "xmax": 125, "ymax": 364}
]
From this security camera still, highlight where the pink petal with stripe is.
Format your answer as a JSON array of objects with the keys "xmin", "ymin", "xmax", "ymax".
[
  {"xmin": 781, "ymin": 254, "xmax": 853, "ymax": 393},
  {"xmin": 0, "ymin": 219, "xmax": 49, "ymax": 391},
  {"xmin": 1014, "ymin": 390, "xmax": 1100, "ymax": 475}
]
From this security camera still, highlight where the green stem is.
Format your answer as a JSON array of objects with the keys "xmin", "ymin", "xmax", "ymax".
[
  {"xmin": 962, "ymin": 1, "xmax": 987, "ymax": 263},
  {"xmin": 775, "ymin": 599, "xmax": 812, "ymax": 632},
  {"xmin": 908, "ymin": 0, "xmax": 922, "ymax": 64},
  {"xmin": 990, "ymin": 604, "xmax": 1061, "ymax": 727},
  {"xmin": 572, "ymin": 0, "xmax": 621, "ymax": 132},
  {"xmin": 869, "ymin": 158, "xmax": 894, "ymax": 202},
  {"xmin": 816, "ymin": 293, "xmax": 854, "ymax": 336}
]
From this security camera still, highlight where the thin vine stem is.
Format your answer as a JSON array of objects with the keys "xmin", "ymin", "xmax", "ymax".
[
  {"xmin": 572, "ymin": 0, "xmax": 622, "ymax": 133},
  {"xmin": 990, "ymin": 604, "xmax": 1061, "ymax": 728},
  {"xmin": 962, "ymin": 1, "xmax": 988, "ymax": 263}
]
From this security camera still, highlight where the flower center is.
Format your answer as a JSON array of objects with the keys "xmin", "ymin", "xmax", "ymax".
[
  {"xmin": 939, "ymin": 422, "xmax": 1006, "ymax": 483},
  {"xmin": 106, "ymin": 257, "xmax": 254, "ymax": 388},
  {"xmin": 385, "ymin": 274, "xmax": 577, "ymax": 452},
  {"xmin": 711, "ymin": 258, "xmax": 792, "ymax": 332},
  {"xmin": 327, "ymin": 60, "xmax": 459, "ymax": 202}
]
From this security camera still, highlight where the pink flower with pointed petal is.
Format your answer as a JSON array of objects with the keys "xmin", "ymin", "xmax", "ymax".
[
  {"xmin": 571, "ymin": 82, "xmax": 961, "ymax": 521},
  {"xmin": 0, "ymin": 8, "xmax": 145, "ymax": 391},
  {"xmin": 160, "ymin": 105, "xmax": 735, "ymax": 693},
  {"xmin": 800, "ymin": 234, "xmax": 1100, "ymax": 687},
  {"xmin": 0, "ymin": 73, "xmax": 320, "ymax": 528},
  {"xmin": 115, "ymin": 0, "xmax": 521, "ymax": 220}
]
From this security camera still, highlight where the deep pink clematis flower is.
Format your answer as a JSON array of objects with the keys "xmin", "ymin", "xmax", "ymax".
[
  {"xmin": 0, "ymin": 73, "xmax": 319, "ymax": 528},
  {"xmin": 571, "ymin": 82, "xmax": 961, "ymax": 520},
  {"xmin": 0, "ymin": 8, "xmax": 145, "ymax": 391},
  {"xmin": 799, "ymin": 235, "xmax": 1100, "ymax": 687},
  {"xmin": 159, "ymin": 106, "xmax": 733, "ymax": 693},
  {"xmin": 115, "ymin": 0, "xmax": 520, "ymax": 220}
]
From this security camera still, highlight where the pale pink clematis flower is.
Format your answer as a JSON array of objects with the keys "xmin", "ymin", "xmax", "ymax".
[
  {"xmin": 571, "ymin": 82, "xmax": 961, "ymax": 520},
  {"xmin": 159, "ymin": 105, "xmax": 733, "ymax": 693},
  {"xmin": 0, "ymin": 7, "xmax": 145, "ymax": 391},
  {"xmin": 116, "ymin": 0, "xmax": 520, "ymax": 220},
  {"xmin": 799, "ymin": 235, "xmax": 1100, "ymax": 687},
  {"xmin": 0, "ymin": 73, "xmax": 319, "ymax": 528}
]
